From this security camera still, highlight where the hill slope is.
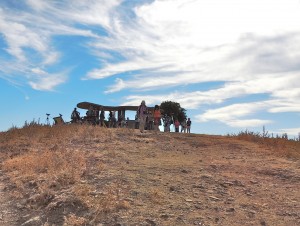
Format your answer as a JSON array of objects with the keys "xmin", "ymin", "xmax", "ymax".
[{"xmin": 0, "ymin": 125, "xmax": 299, "ymax": 225}]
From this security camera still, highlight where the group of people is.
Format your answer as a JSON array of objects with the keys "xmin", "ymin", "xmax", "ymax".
[
  {"xmin": 71, "ymin": 106, "xmax": 129, "ymax": 128},
  {"xmin": 108, "ymin": 110, "xmax": 129, "ymax": 128},
  {"xmin": 137, "ymin": 100, "xmax": 192, "ymax": 133},
  {"xmin": 71, "ymin": 101, "xmax": 192, "ymax": 133}
]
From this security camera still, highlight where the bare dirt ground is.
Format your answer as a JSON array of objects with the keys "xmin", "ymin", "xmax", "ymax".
[
  {"xmin": 0, "ymin": 125, "xmax": 299, "ymax": 225},
  {"xmin": 0, "ymin": 170, "xmax": 18, "ymax": 225}
]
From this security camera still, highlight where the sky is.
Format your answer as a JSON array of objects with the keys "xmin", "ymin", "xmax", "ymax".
[{"xmin": 0, "ymin": 0, "xmax": 300, "ymax": 137}]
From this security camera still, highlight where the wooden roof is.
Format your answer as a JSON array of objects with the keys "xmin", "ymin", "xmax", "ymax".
[{"xmin": 77, "ymin": 101, "xmax": 154, "ymax": 111}]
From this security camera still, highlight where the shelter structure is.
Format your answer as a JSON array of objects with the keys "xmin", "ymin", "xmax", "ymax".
[
  {"xmin": 77, "ymin": 101, "xmax": 154, "ymax": 116},
  {"xmin": 77, "ymin": 101, "xmax": 154, "ymax": 128}
]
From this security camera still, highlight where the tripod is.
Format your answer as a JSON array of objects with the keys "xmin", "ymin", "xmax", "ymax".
[{"xmin": 46, "ymin": 113, "xmax": 50, "ymax": 125}]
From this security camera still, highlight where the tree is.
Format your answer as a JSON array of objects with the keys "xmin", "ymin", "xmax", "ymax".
[{"xmin": 160, "ymin": 101, "xmax": 187, "ymax": 122}]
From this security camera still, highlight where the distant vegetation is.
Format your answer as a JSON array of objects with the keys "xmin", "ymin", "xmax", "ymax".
[
  {"xmin": 159, "ymin": 101, "xmax": 187, "ymax": 121},
  {"xmin": 227, "ymin": 126, "xmax": 300, "ymax": 159}
]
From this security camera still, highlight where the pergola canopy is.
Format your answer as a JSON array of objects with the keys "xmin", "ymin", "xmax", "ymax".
[{"xmin": 77, "ymin": 101, "xmax": 154, "ymax": 112}]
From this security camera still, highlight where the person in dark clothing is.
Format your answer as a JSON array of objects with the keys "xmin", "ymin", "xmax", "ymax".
[
  {"xmin": 71, "ymin": 108, "xmax": 80, "ymax": 123},
  {"xmin": 100, "ymin": 108, "xmax": 105, "ymax": 127},
  {"xmin": 186, "ymin": 118, "xmax": 192, "ymax": 133}
]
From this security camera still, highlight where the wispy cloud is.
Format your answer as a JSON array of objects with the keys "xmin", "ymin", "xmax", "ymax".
[
  {"xmin": 195, "ymin": 102, "xmax": 273, "ymax": 127},
  {"xmin": 0, "ymin": 0, "xmax": 119, "ymax": 90},
  {"xmin": 278, "ymin": 128, "xmax": 300, "ymax": 137},
  {"xmin": 1, "ymin": 0, "xmax": 300, "ymax": 131}
]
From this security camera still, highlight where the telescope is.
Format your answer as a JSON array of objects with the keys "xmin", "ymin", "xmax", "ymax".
[{"xmin": 46, "ymin": 113, "xmax": 50, "ymax": 125}]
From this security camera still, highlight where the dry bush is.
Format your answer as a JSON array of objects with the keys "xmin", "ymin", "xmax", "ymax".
[
  {"xmin": 2, "ymin": 148, "xmax": 87, "ymax": 189},
  {"xmin": 229, "ymin": 130, "xmax": 300, "ymax": 158}
]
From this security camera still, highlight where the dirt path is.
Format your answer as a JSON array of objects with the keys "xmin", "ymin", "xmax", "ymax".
[{"xmin": 0, "ymin": 170, "xmax": 18, "ymax": 226}]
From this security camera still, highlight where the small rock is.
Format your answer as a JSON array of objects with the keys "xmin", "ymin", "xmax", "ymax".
[
  {"xmin": 226, "ymin": 208, "xmax": 235, "ymax": 212},
  {"xmin": 145, "ymin": 219, "xmax": 156, "ymax": 226},
  {"xmin": 233, "ymin": 180, "xmax": 244, "ymax": 187},
  {"xmin": 181, "ymin": 169, "xmax": 188, "ymax": 173},
  {"xmin": 28, "ymin": 181, "xmax": 38, "ymax": 188},
  {"xmin": 124, "ymin": 198, "xmax": 134, "ymax": 203},
  {"xmin": 210, "ymin": 165, "xmax": 217, "ymax": 170},
  {"xmin": 209, "ymin": 196, "xmax": 220, "ymax": 201},
  {"xmin": 16, "ymin": 203, "xmax": 25, "ymax": 210},
  {"xmin": 214, "ymin": 207, "xmax": 220, "ymax": 212},
  {"xmin": 248, "ymin": 210, "xmax": 257, "ymax": 214},
  {"xmin": 201, "ymin": 175, "xmax": 212, "ymax": 180},
  {"xmin": 160, "ymin": 214, "xmax": 169, "ymax": 220},
  {"xmin": 195, "ymin": 204, "xmax": 203, "ymax": 209},
  {"xmin": 260, "ymin": 220, "xmax": 267, "ymax": 226},
  {"xmin": 130, "ymin": 190, "xmax": 138, "ymax": 196},
  {"xmin": 169, "ymin": 186, "xmax": 175, "ymax": 192}
]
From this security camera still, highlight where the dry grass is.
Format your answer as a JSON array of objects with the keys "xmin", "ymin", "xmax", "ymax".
[
  {"xmin": 0, "ymin": 122, "xmax": 299, "ymax": 225},
  {"xmin": 228, "ymin": 129, "xmax": 300, "ymax": 158},
  {"xmin": 0, "ymin": 122, "xmax": 133, "ymax": 224}
]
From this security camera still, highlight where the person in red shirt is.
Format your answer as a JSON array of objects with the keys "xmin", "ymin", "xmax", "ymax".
[{"xmin": 153, "ymin": 105, "xmax": 161, "ymax": 131}]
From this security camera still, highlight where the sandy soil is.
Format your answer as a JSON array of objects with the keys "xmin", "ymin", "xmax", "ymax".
[{"xmin": 0, "ymin": 127, "xmax": 299, "ymax": 225}]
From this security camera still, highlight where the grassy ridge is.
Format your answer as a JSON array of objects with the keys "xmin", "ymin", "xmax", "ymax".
[{"xmin": 0, "ymin": 122, "xmax": 299, "ymax": 225}]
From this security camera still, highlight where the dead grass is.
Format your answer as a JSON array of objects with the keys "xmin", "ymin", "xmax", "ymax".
[
  {"xmin": 228, "ymin": 130, "xmax": 300, "ymax": 158},
  {"xmin": 0, "ymin": 122, "xmax": 299, "ymax": 225},
  {"xmin": 3, "ymin": 149, "xmax": 86, "ymax": 186},
  {"xmin": 0, "ymin": 122, "xmax": 135, "ymax": 224}
]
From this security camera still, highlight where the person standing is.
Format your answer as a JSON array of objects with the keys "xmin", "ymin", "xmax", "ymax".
[
  {"xmin": 135, "ymin": 113, "xmax": 139, "ymax": 129},
  {"xmin": 186, "ymin": 118, "xmax": 192, "ymax": 133},
  {"xmin": 109, "ymin": 111, "xmax": 116, "ymax": 128},
  {"xmin": 153, "ymin": 105, "xmax": 161, "ymax": 131},
  {"xmin": 181, "ymin": 118, "xmax": 187, "ymax": 133},
  {"xmin": 100, "ymin": 108, "xmax": 105, "ymax": 127},
  {"xmin": 163, "ymin": 114, "xmax": 172, "ymax": 132},
  {"xmin": 137, "ymin": 100, "xmax": 147, "ymax": 133},
  {"xmin": 71, "ymin": 107, "xmax": 80, "ymax": 123},
  {"xmin": 174, "ymin": 119, "xmax": 180, "ymax": 132}
]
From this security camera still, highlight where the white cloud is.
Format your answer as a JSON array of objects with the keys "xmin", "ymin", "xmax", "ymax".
[
  {"xmin": 226, "ymin": 119, "xmax": 272, "ymax": 128},
  {"xmin": 1, "ymin": 0, "xmax": 300, "ymax": 131},
  {"xmin": 195, "ymin": 102, "xmax": 273, "ymax": 128},
  {"xmin": 0, "ymin": 0, "xmax": 121, "ymax": 90},
  {"xmin": 28, "ymin": 70, "xmax": 68, "ymax": 91},
  {"xmin": 278, "ymin": 128, "xmax": 300, "ymax": 137},
  {"xmin": 86, "ymin": 0, "xmax": 300, "ymax": 77},
  {"xmin": 25, "ymin": 0, "xmax": 51, "ymax": 11}
]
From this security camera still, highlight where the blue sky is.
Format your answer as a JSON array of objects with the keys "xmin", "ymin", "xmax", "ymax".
[{"xmin": 1, "ymin": 0, "xmax": 300, "ymax": 137}]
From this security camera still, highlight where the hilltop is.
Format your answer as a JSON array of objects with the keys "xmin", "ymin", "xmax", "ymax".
[{"xmin": 0, "ymin": 124, "xmax": 299, "ymax": 226}]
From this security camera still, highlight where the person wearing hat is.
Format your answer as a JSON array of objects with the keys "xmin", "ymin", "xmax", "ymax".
[{"xmin": 137, "ymin": 100, "xmax": 147, "ymax": 133}]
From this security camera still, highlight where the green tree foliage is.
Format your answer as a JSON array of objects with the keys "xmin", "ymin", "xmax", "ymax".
[{"xmin": 160, "ymin": 101, "xmax": 187, "ymax": 122}]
